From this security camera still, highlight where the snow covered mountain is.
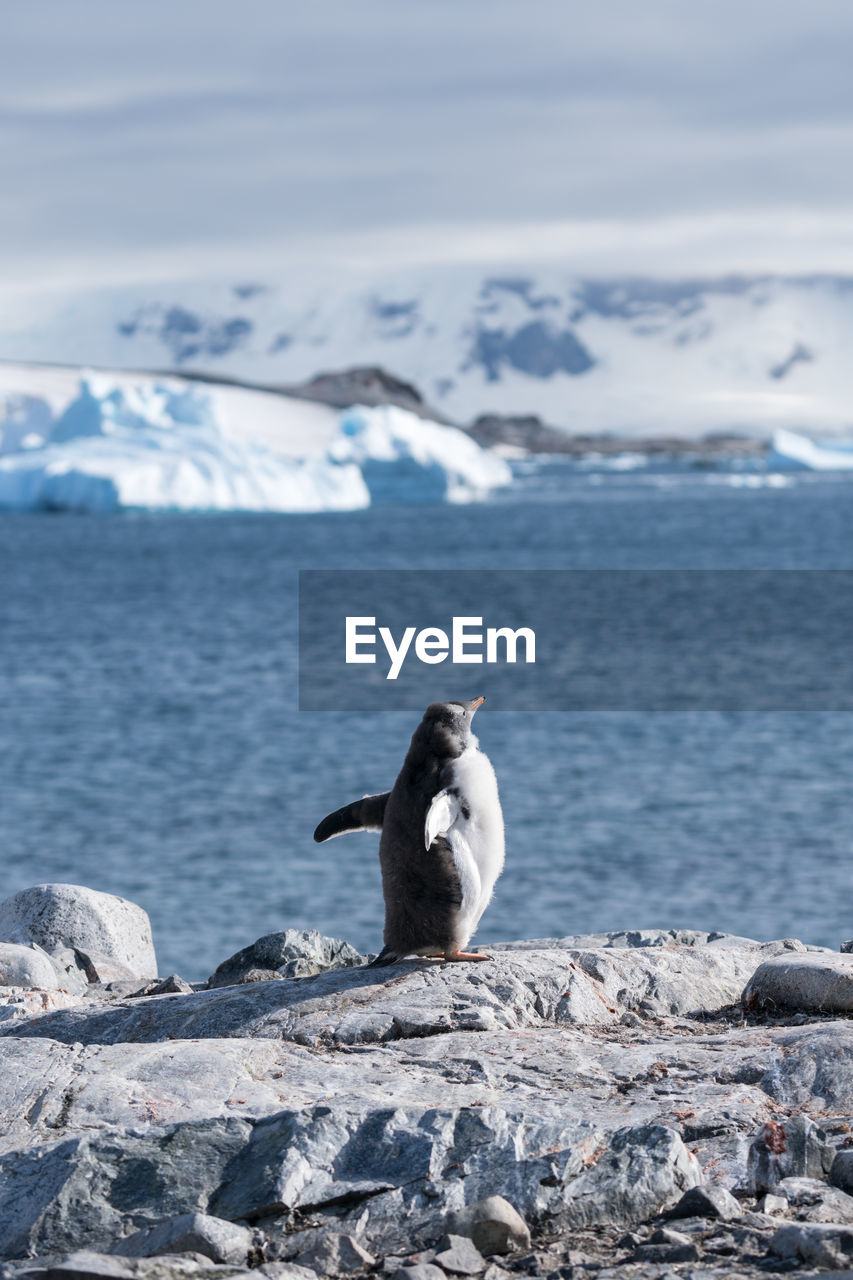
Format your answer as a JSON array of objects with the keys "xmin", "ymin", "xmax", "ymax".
[{"xmin": 3, "ymin": 268, "xmax": 853, "ymax": 438}]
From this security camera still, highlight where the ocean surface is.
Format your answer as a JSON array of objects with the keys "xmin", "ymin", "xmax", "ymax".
[{"xmin": 3, "ymin": 458, "xmax": 853, "ymax": 979}]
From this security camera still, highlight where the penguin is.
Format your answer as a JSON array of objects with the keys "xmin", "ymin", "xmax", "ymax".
[{"xmin": 313, "ymin": 696, "xmax": 504, "ymax": 966}]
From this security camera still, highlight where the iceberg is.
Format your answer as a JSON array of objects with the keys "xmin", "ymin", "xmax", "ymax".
[
  {"xmin": 0, "ymin": 377, "xmax": 369, "ymax": 513},
  {"xmin": 769, "ymin": 428, "xmax": 853, "ymax": 471},
  {"xmin": 327, "ymin": 403, "xmax": 512, "ymax": 503},
  {"xmin": 0, "ymin": 437, "xmax": 370, "ymax": 514},
  {"xmin": 0, "ymin": 376, "xmax": 511, "ymax": 513}
]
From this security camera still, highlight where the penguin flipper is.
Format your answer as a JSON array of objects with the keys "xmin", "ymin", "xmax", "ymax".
[
  {"xmin": 424, "ymin": 789, "xmax": 461, "ymax": 850},
  {"xmin": 367, "ymin": 945, "xmax": 401, "ymax": 968},
  {"xmin": 313, "ymin": 792, "xmax": 390, "ymax": 843}
]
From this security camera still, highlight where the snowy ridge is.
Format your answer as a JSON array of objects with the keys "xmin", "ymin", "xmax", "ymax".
[
  {"xmin": 0, "ymin": 369, "xmax": 508, "ymax": 513},
  {"xmin": 5, "ymin": 269, "xmax": 853, "ymax": 436}
]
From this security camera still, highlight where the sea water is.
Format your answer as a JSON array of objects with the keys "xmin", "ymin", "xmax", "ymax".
[{"xmin": 2, "ymin": 460, "xmax": 853, "ymax": 977}]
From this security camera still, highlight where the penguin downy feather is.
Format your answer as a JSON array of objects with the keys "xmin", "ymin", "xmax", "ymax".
[{"xmin": 313, "ymin": 698, "xmax": 504, "ymax": 963}]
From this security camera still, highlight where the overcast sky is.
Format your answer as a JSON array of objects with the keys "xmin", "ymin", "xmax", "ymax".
[{"xmin": 3, "ymin": 0, "xmax": 853, "ymax": 295}]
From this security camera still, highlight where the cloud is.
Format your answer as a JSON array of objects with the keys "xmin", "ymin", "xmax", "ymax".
[{"xmin": 2, "ymin": 0, "xmax": 853, "ymax": 295}]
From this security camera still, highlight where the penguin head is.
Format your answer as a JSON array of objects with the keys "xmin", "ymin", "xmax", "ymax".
[{"xmin": 415, "ymin": 696, "xmax": 485, "ymax": 759}]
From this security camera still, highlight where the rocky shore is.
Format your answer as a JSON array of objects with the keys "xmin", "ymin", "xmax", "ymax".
[{"xmin": 2, "ymin": 884, "xmax": 853, "ymax": 1280}]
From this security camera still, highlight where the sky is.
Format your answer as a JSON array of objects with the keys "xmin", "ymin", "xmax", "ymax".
[{"xmin": 3, "ymin": 0, "xmax": 853, "ymax": 297}]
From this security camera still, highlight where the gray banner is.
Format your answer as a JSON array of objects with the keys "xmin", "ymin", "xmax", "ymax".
[{"xmin": 298, "ymin": 569, "xmax": 853, "ymax": 710}]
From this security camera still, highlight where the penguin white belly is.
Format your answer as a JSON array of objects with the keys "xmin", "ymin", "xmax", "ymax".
[{"xmin": 444, "ymin": 742, "xmax": 505, "ymax": 945}]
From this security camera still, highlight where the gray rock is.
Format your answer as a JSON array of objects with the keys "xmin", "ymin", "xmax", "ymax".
[
  {"xmin": 743, "ymin": 951, "xmax": 853, "ymax": 1014},
  {"xmin": 631, "ymin": 1241, "xmax": 701, "ymax": 1263},
  {"xmin": 746, "ymin": 1115, "xmax": 834, "ymax": 1193},
  {"xmin": 497, "ymin": 929, "xmax": 820, "ymax": 954},
  {"xmin": 666, "ymin": 1183, "xmax": 742, "ymax": 1221},
  {"xmin": 648, "ymin": 1225, "xmax": 693, "ymax": 1245},
  {"xmin": 432, "ymin": 1235, "xmax": 486, "ymax": 1273},
  {"xmin": 390, "ymin": 1267, "xmax": 444, "ymax": 1280},
  {"xmin": 5, "ymin": 918, "xmax": 853, "ymax": 1276},
  {"xmin": 2, "ymin": 944, "xmax": 771, "ymax": 1047},
  {"xmin": 140, "ymin": 977, "xmax": 195, "ymax": 997},
  {"xmin": 258, "ymin": 1267, "xmax": 319, "ymax": 1280},
  {"xmin": 831, "ymin": 1148, "xmax": 853, "ymax": 1193},
  {"xmin": 75, "ymin": 951, "xmax": 146, "ymax": 986},
  {"xmin": 757, "ymin": 1192, "xmax": 788, "ymax": 1215},
  {"xmin": 0, "ymin": 943, "xmax": 62, "ymax": 990},
  {"xmin": 0, "ymin": 987, "xmax": 80, "ymax": 1029},
  {"xmin": 291, "ymin": 1233, "xmax": 374, "ymax": 1275},
  {"xmin": 770, "ymin": 1221, "xmax": 853, "ymax": 1268},
  {"xmin": 0, "ymin": 1117, "xmax": 252, "ymax": 1259},
  {"xmin": 217, "ymin": 1110, "xmax": 698, "ymax": 1249},
  {"xmin": 2, "ymin": 1250, "xmax": 254, "ymax": 1280},
  {"xmin": 111, "ymin": 1213, "xmax": 253, "ymax": 1264},
  {"xmin": 42, "ymin": 948, "xmax": 92, "ymax": 996},
  {"xmin": 0, "ymin": 886, "xmax": 156, "ymax": 980},
  {"xmin": 28, "ymin": 1251, "xmax": 144, "ymax": 1280},
  {"xmin": 0, "ymin": 1095, "xmax": 698, "ymax": 1261},
  {"xmin": 444, "ymin": 1197, "xmax": 531, "ymax": 1256},
  {"xmin": 776, "ymin": 1176, "xmax": 853, "ymax": 1223},
  {"xmin": 2, "ymin": 1249, "xmax": 136, "ymax": 1280},
  {"xmin": 207, "ymin": 932, "xmax": 364, "ymax": 989},
  {"xmin": 480, "ymin": 1267, "xmax": 511, "ymax": 1280}
]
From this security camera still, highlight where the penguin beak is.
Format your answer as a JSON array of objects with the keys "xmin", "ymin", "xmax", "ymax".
[{"xmin": 470, "ymin": 696, "xmax": 485, "ymax": 714}]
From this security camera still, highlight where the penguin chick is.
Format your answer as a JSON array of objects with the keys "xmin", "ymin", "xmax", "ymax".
[{"xmin": 313, "ymin": 696, "xmax": 505, "ymax": 966}]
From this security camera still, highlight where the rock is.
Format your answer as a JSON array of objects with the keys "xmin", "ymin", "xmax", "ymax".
[
  {"xmin": 22, "ymin": 1250, "xmax": 143, "ymax": 1280},
  {"xmin": 0, "ymin": 986, "xmax": 79, "ymax": 1027},
  {"xmin": 432, "ymin": 1234, "xmax": 486, "ymax": 1273},
  {"xmin": 0, "ymin": 1099, "xmax": 698, "ymax": 1261},
  {"xmin": 770, "ymin": 1221, "xmax": 853, "ymax": 1268},
  {"xmin": 0, "ymin": 1117, "xmax": 252, "ymax": 1259},
  {"xmin": 831, "ymin": 1149, "xmax": 853, "ymax": 1193},
  {"xmin": 42, "ymin": 948, "xmax": 92, "ymax": 995},
  {"xmin": 444, "ymin": 1197, "xmax": 531, "ymax": 1256},
  {"xmin": 4, "ymin": 913, "xmax": 853, "ymax": 1277},
  {"xmin": 746, "ymin": 1116, "xmax": 835, "ymax": 1193},
  {"xmin": 631, "ymin": 1241, "xmax": 701, "ymax": 1263},
  {"xmin": 480, "ymin": 1267, "xmax": 512, "ymax": 1280},
  {"xmin": 667, "ymin": 1183, "xmax": 742, "ymax": 1221},
  {"xmin": 207, "ymin": 932, "xmax": 364, "ymax": 989},
  {"xmin": 0, "ymin": 1250, "xmax": 255, "ymax": 1280},
  {"xmin": 233, "ymin": 969, "xmax": 283, "ymax": 985},
  {"xmin": 258, "ymin": 1267, "xmax": 319, "ymax": 1280},
  {"xmin": 743, "ymin": 951, "xmax": 853, "ymax": 1014},
  {"xmin": 2, "ymin": 945, "xmax": 774, "ymax": 1047},
  {"xmin": 76, "ymin": 952, "xmax": 146, "ymax": 986},
  {"xmin": 140, "ymin": 976, "xmax": 195, "ymax": 997},
  {"xmin": 757, "ymin": 1192, "xmax": 788, "ymax": 1215},
  {"xmin": 0, "ymin": 886, "xmax": 156, "ymax": 980},
  {"xmin": 0, "ymin": 943, "xmax": 62, "ymax": 990},
  {"xmin": 649, "ymin": 1225, "xmax": 693, "ymax": 1246},
  {"xmin": 111, "ymin": 1213, "xmax": 253, "ymax": 1264},
  {"xmin": 291, "ymin": 1234, "xmax": 375, "ymax": 1275},
  {"xmin": 776, "ymin": 1176, "xmax": 853, "ymax": 1222},
  {"xmin": 390, "ymin": 1267, "xmax": 445, "ymax": 1280}
]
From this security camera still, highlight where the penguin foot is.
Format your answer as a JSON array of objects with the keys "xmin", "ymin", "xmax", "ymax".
[{"xmin": 443, "ymin": 949, "xmax": 491, "ymax": 962}]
